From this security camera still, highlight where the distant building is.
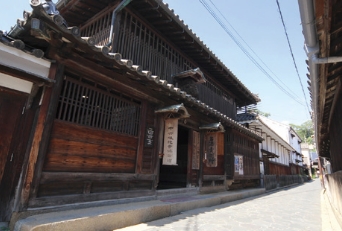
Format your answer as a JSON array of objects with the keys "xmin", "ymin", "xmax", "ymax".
[{"xmin": 237, "ymin": 114, "xmax": 304, "ymax": 175}]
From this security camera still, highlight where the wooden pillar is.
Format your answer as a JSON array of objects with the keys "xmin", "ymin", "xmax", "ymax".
[
  {"xmin": 19, "ymin": 63, "xmax": 64, "ymax": 210},
  {"xmin": 154, "ymin": 116, "xmax": 164, "ymax": 189},
  {"xmin": 198, "ymin": 131, "xmax": 205, "ymax": 188},
  {"xmin": 136, "ymin": 101, "xmax": 148, "ymax": 174},
  {"xmin": 186, "ymin": 130, "xmax": 193, "ymax": 187}
]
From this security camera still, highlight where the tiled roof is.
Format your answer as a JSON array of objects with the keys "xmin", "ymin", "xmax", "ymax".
[{"xmin": 0, "ymin": 31, "xmax": 53, "ymax": 85}]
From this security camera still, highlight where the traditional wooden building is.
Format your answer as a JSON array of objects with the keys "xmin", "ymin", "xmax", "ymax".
[
  {"xmin": 299, "ymin": 0, "xmax": 342, "ymax": 223},
  {"xmin": 0, "ymin": 0, "xmax": 263, "ymax": 223},
  {"xmin": 237, "ymin": 113, "xmax": 296, "ymax": 176}
]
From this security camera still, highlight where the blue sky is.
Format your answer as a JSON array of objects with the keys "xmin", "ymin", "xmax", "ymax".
[{"xmin": 0, "ymin": 0, "xmax": 310, "ymax": 125}]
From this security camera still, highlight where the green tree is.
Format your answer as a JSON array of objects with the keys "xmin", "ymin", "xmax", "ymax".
[{"xmin": 290, "ymin": 120, "xmax": 314, "ymax": 144}]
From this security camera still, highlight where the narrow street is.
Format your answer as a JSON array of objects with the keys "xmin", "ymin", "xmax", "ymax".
[{"xmin": 117, "ymin": 180, "xmax": 340, "ymax": 231}]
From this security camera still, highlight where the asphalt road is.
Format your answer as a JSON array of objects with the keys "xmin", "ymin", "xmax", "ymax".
[{"xmin": 116, "ymin": 179, "xmax": 340, "ymax": 231}]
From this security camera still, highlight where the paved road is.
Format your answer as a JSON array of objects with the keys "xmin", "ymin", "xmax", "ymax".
[{"xmin": 116, "ymin": 179, "xmax": 340, "ymax": 231}]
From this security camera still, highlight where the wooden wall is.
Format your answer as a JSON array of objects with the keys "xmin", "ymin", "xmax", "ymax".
[
  {"xmin": 329, "ymin": 90, "xmax": 342, "ymax": 172},
  {"xmin": 43, "ymin": 120, "xmax": 138, "ymax": 173},
  {"xmin": 268, "ymin": 162, "xmax": 290, "ymax": 175},
  {"xmin": 231, "ymin": 130, "xmax": 260, "ymax": 179},
  {"xmin": 35, "ymin": 119, "xmax": 151, "ymax": 200}
]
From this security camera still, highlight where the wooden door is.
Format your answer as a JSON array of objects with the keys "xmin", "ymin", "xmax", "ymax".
[{"xmin": 0, "ymin": 88, "xmax": 29, "ymax": 221}]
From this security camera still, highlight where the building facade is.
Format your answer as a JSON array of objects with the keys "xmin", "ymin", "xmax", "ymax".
[
  {"xmin": 0, "ymin": 0, "xmax": 263, "ymax": 223},
  {"xmin": 299, "ymin": 0, "xmax": 342, "ymax": 222}
]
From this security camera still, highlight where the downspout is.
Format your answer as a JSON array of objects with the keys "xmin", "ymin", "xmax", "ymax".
[
  {"xmin": 298, "ymin": 0, "xmax": 342, "ymax": 152},
  {"xmin": 106, "ymin": 0, "xmax": 132, "ymax": 47}
]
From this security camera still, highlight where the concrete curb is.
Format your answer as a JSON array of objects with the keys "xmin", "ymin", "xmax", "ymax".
[{"xmin": 14, "ymin": 188, "xmax": 265, "ymax": 231}]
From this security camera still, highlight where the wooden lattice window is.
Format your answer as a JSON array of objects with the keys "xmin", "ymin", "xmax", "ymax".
[{"xmin": 56, "ymin": 76, "xmax": 141, "ymax": 137}]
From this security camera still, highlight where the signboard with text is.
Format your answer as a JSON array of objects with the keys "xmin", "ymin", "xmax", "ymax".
[
  {"xmin": 144, "ymin": 126, "xmax": 154, "ymax": 147},
  {"xmin": 163, "ymin": 118, "xmax": 178, "ymax": 165},
  {"xmin": 205, "ymin": 132, "xmax": 217, "ymax": 167},
  {"xmin": 192, "ymin": 131, "xmax": 200, "ymax": 170}
]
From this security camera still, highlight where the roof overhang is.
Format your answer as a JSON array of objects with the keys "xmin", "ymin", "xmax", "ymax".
[
  {"xmin": 261, "ymin": 149, "xmax": 279, "ymax": 159},
  {"xmin": 172, "ymin": 67, "xmax": 206, "ymax": 84},
  {"xmin": 155, "ymin": 103, "xmax": 190, "ymax": 119},
  {"xmin": 199, "ymin": 122, "xmax": 225, "ymax": 132}
]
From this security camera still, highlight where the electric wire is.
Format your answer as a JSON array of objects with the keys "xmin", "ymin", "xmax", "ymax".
[
  {"xmin": 275, "ymin": 0, "xmax": 311, "ymax": 117},
  {"xmin": 207, "ymin": 0, "xmax": 303, "ymax": 101},
  {"xmin": 199, "ymin": 0, "xmax": 305, "ymax": 106}
]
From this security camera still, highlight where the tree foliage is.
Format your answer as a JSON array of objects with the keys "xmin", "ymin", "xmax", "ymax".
[{"xmin": 290, "ymin": 120, "xmax": 314, "ymax": 144}]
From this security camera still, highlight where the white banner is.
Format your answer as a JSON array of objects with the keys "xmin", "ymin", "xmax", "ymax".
[{"xmin": 163, "ymin": 118, "xmax": 178, "ymax": 165}]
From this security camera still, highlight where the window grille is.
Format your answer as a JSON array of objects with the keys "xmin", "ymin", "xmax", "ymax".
[{"xmin": 56, "ymin": 76, "xmax": 141, "ymax": 137}]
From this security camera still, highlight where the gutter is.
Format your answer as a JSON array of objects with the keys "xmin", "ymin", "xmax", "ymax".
[{"xmin": 106, "ymin": 0, "xmax": 132, "ymax": 47}]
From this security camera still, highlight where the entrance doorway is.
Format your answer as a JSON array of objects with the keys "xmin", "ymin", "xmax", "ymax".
[
  {"xmin": 158, "ymin": 126, "xmax": 189, "ymax": 189},
  {"xmin": 0, "ymin": 88, "xmax": 30, "ymax": 221}
]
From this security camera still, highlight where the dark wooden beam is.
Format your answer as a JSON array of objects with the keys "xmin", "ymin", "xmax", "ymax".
[
  {"xmin": 48, "ymin": 47, "xmax": 161, "ymax": 104},
  {"xmin": 20, "ymin": 63, "xmax": 64, "ymax": 210}
]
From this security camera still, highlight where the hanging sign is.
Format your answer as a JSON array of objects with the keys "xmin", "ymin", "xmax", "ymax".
[
  {"xmin": 205, "ymin": 132, "xmax": 217, "ymax": 167},
  {"xmin": 192, "ymin": 131, "xmax": 200, "ymax": 170},
  {"xmin": 163, "ymin": 118, "xmax": 178, "ymax": 165}
]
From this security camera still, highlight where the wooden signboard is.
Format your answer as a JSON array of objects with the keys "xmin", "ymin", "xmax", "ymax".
[
  {"xmin": 192, "ymin": 131, "xmax": 200, "ymax": 170},
  {"xmin": 205, "ymin": 132, "xmax": 217, "ymax": 167},
  {"xmin": 144, "ymin": 126, "xmax": 154, "ymax": 147},
  {"xmin": 163, "ymin": 118, "xmax": 178, "ymax": 165}
]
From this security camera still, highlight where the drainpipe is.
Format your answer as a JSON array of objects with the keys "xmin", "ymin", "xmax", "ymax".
[
  {"xmin": 298, "ymin": 0, "xmax": 342, "ymax": 152},
  {"xmin": 106, "ymin": 0, "xmax": 132, "ymax": 47}
]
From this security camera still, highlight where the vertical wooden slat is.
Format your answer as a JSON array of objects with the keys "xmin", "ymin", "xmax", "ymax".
[
  {"xmin": 71, "ymin": 81, "xmax": 81, "ymax": 123},
  {"xmin": 106, "ymin": 94, "xmax": 114, "ymax": 130},
  {"xmin": 99, "ymin": 93, "xmax": 107, "ymax": 129},
  {"xmin": 92, "ymin": 90, "xmax": 101, "ymax": 128},
  {"xmin": 62, "ymin": 80, "xmax": 72, "ymax": 121},
  {"xmin": 66, "ymin": 81, "xmax": 77, "ymax": 122},
  {"xmin": 75, "ymin": 84, "xmax": 85, "ymax": 124},
  {"xmin": 57, "ymin": 79, "xmax": 67, "ymax": 119}
]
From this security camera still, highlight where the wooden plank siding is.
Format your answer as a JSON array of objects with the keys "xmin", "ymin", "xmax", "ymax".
[
  {"xmin": 268, "ymin": 162, "xmax": 291, "ymax": 176},
  {"xmin": 37, "ymin": 119, "xmax": 156, "ymax": 198},
  {"xmin": 43, "ymin": 120, "xmax": 138, "ymax": 173}
]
